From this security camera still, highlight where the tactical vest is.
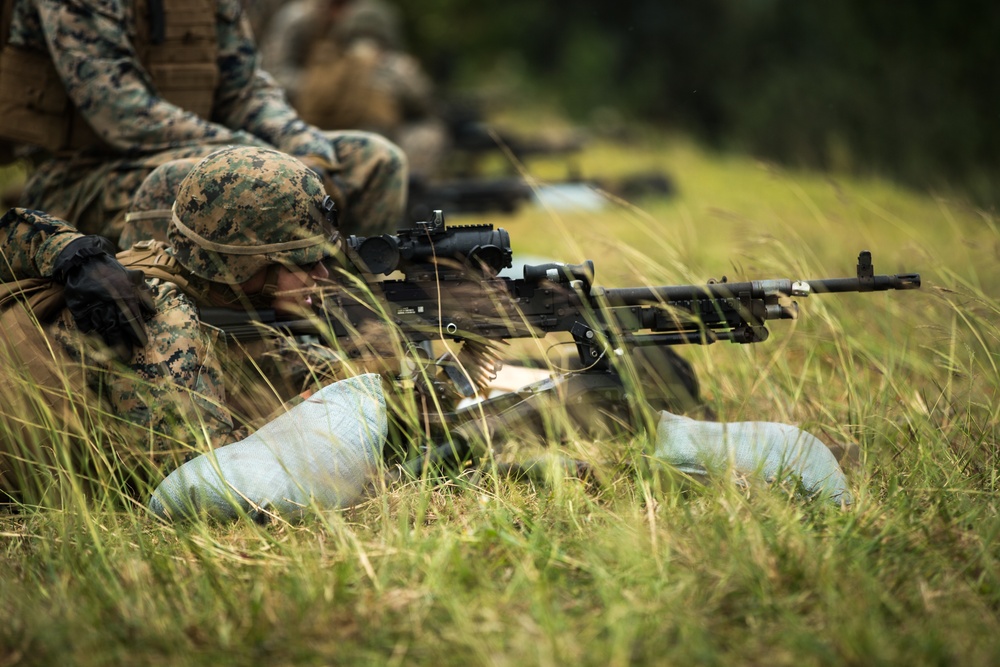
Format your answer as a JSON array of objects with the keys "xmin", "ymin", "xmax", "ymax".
[{"xmin": 0, "ymin": 0, "xmax": 219, "ymax": 156}]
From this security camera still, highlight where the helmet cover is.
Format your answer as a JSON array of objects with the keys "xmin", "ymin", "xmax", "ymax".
[{"xmin": 169, "ymin": 146, "xmax": 338, "ymax": 284}]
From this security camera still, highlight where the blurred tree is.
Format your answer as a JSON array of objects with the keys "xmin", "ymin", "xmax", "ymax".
[{"xmin": 394, "ymin": 0, "xmax": 999, "ymax": 204}]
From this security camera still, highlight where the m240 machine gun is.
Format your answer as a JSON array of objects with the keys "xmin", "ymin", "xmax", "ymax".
[{"xmin": 201, "ymin": 212, "xmax": 921, "ymax": 472}]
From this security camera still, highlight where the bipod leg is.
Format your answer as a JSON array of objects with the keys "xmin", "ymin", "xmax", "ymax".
[{"xmin": 391, "ymin": 369, "xmax": 644, "ymax": 483}]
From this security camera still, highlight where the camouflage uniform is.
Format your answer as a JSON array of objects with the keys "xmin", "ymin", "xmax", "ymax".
[
  {"xmin": 0, "ymin": 207, "xmax": 235, "ymax": 478},
  {"xmin": 4, "ymin": 0, "xmax": 407, "ymax": 244},
  {"xmin": 0, "ymin": 148, "xmax": 351, "ymax": 486},
  {"xmin": 260, "ymin": 0, "xmax": 403, "ymax": 102},
  {"xmin": 261, "ymin": 0, "xmax": 449, "ymax": 179},
  {"xmin": 258, "ymin": 0, "xmax": 330, "ymax": 102},
  {"xmin": 240, "ymin": 0, "xmax": 290, "ymax": 40}
]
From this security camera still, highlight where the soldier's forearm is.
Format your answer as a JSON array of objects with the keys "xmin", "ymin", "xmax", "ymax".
[{"xmin": 0, "ymin": 208, "xmax": 83, "ymax": 280}]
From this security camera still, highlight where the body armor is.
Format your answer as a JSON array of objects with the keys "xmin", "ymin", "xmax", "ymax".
[{"xmin": 0, "ymin": 0, "xmax": 219, "ymax": 154}]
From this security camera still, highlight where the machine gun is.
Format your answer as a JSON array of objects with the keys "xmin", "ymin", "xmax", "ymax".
[
  {"xmin": 206, "ymin": 210, "xmax": 919, "ymax": 360},
  {"xmin": 200, "ymin": 211, "xmax": 921, "ymax": 474},
  {"xmin": 441, "ymin": 99, "xmax": 586, "ymax": 172},
  {"xmin": 400, "ymin": 99, "xmax": 590, "ymax": 222},
  {"xmin": 405, "ymin": 101, "xmax": 674, "ymax": 222},
  {"xmin": 406, "ymin": 175, "xmax": 534, "ymax": 222},
  {"xmin": 404, "ymin": 113, "xmax": 581, "ymax": 222},
  {"xmin": 405, "ymin": 172, "xmax": 676, "ymax": 223}
]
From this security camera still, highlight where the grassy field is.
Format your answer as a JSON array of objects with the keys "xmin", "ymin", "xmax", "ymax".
[{"xmin": 2, "ymin": 134, "xmax": 999, "ymax": 666}]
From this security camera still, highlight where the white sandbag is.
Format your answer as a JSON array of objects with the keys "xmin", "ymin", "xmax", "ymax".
[
  {"xmin": 149, "ymin": 373, "xmax": 387, "ymax": 521},
  {"xmin": 655, "ymin": 411, "xmax": 851, "ymax": 504}
]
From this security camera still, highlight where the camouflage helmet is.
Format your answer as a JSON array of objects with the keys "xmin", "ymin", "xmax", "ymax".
[
  {"xmin": 169, "ymin": 146, "xmax": 338, "ymax": 284},
  {"xmin": 335, "ymin": 0, "xmax": 402, "ymax": 50}
]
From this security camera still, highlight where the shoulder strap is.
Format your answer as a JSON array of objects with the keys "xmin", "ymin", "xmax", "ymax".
[
  {"xmin": 116, "ymin": 239, "xmax": 182, "ymax": 277},
  {"xmin": 1, "ymin": 0, "xmax": 14, "ymax": 50},
  {"xmin": 148, "ymin": 0, "xmax": 165, "ymax": 45},
  {"xmin": 1, "ymin": 0, "xmax": 23, "ymax": 164},
  {"xmin": 0, "ymin": 241, "xmax": 198, "ymax": 324},
  {"xmin": 116, "ymin": 239, "xmax": 209, "ymax": 301}
]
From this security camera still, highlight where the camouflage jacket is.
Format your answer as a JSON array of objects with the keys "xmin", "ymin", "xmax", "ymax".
[
  {"xmin": 6, "ymin": 0, "xmax": 336, "ymax": 164},
  {"xmin": 260, "ymin": 0, "xmax": 420, "ymax": 110}
]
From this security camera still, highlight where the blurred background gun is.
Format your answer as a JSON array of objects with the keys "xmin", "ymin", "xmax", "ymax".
[
  {"xmin": 406, "ymin": 175, "xmax": 534, "ymax": 221},
  {"xmin": 440, "ymin": 98, "xmax": 587, "ymax": 175},
  {"xmin": 404, "ymin": 99, "xmax": 674, "ymax": 222}
]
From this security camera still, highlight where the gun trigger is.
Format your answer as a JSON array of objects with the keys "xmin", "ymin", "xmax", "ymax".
[{"xmin": 570, "ymin": 321, "xmax": 595, "ymax": 342}]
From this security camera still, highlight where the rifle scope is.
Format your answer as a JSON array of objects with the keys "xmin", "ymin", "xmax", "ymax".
[{"xmin": 347, "ymin": 210, "xmax": 512, "ymax": 276}]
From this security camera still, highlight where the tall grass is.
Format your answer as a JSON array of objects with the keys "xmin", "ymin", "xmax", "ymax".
[{"xmin": 2, "ymin": 135, "xmax": 999, "ymax": 666}]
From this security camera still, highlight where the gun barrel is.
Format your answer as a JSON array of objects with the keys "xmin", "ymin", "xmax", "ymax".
[
  {"xmin": 807, "ymin": 273, "xmax": 921, "ymax": 293},
  {"xmin": 200, "ymin": 307, "xmax": 321, "ymax": 341},
  {"xmin": 600, "ymin": 279, "xmax": 796, "ymax": 306},
  {"xmin": 600, "ymin": 272, "xmax": 919, "ymax": 305}
]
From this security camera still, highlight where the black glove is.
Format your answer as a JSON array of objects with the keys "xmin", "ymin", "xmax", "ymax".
[{"xmin": 52, "ymin": 236, "xmax": 156, "ymax": 358}]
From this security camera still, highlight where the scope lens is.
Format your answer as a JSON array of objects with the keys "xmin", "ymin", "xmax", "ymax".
[{"xmin": 357, "ymin": 236, "xmax": 400, "ymax": 275}]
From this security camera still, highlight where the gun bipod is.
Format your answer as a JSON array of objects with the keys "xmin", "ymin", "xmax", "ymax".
[{"xmin": 389, "ymin": 369, "xmax": 643, "ymax": 481}]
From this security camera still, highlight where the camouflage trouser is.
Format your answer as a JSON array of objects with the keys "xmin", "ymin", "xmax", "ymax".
[{"xmin": 21, "ymin": 130, "xmax": 407, "ymax": 247}]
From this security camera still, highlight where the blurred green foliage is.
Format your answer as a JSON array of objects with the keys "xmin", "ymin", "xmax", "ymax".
[{"xmin": 396, "ymin": 0, "xmax": 999, "ymax": 206}]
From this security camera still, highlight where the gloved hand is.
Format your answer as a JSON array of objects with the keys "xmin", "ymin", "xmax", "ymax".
[{"xmin": 51, "ymin": 236, "xmax": 156, "ymax": 358}]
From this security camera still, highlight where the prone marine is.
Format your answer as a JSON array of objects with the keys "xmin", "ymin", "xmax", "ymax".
[
  {"xmin": 0, "ymin": 146, "xmax": 854, "ymax": 518},
  {"xmin": 0, "ymin": 146, "xmax": 383, "ymax": 506}
]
